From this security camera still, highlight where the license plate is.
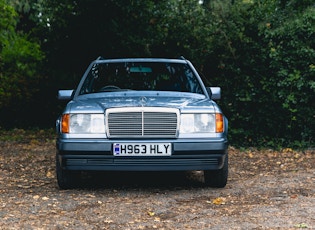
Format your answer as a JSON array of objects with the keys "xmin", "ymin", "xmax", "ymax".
[{"xmin": 113, "ymin": 143, "xmax": 171, "ymax": 156}]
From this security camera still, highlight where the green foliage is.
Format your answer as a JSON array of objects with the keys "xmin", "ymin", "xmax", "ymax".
[
  {"xmin": 1, "ymin": 0, "xmax": 314, "ymax": 148},
  {"xmin": 39, "ymin": 0, "xmax": 208, "ymax": 74},
  {"xmin": 0, "ymin": 0, "xmax": 44, "ymax": 108},
  {"xmin": 201, "ymin": 0, "xmax": 315, "ymax": 148},
  {"xmin": 260, "ymin": 5, "xmax": 315, "ymax": 147}
]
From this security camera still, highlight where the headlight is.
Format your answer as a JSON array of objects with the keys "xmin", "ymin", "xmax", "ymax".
[
  {"xmin": 61, "ymin": 114, "xmax": 105, "ymax": 133},
  {"xmin": 179, "ymin": 113, "xmax": 223, "ymax": 133}
]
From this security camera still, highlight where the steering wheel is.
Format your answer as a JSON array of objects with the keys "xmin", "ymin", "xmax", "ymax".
[{"xmin": 99, "ymin": 85, "xmax": 121, "ymax": 92}]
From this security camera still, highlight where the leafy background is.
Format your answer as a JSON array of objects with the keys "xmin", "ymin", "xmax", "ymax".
[{"xmin": 0, "ymin": 0, "xmax": 314, "ymax": 149}]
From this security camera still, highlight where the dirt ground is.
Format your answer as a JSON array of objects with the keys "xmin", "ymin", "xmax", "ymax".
[{"xmin": 0, "ymin": 134, "xmax": 314, "ymax": 229}]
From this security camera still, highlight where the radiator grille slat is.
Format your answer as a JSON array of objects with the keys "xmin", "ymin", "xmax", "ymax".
[{"xmin": 106, "ymin": 107, "xmax": 179, "ymax": 138}]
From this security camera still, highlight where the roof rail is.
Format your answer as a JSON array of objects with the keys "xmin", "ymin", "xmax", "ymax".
[{"xmin": 96, "ymin": 56, "xmax": 105, "ymax": 60}]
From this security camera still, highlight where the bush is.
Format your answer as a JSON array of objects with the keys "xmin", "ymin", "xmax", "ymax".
[{"xmin": 201, "ymin": 0, "xmax": 315, "ymax": 148}]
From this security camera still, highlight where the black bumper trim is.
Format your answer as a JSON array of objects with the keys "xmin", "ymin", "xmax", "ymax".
[{"xmin": 59, "ymin": 153, "xmax": 227, "ymax": 171}]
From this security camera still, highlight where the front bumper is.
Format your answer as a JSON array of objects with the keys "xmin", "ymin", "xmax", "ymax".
[{"xmin": 56, "ymin": 138, "xmax": 228, "ymax": 171}]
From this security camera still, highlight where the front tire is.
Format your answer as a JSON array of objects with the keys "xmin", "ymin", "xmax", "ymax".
[
  {"xmin": 204, "ymin": 154, "xmax": 228, "ymax": 188},
  {"xmin": 56, "ymin": 154, "xmax": 80, "ymax": 189}
]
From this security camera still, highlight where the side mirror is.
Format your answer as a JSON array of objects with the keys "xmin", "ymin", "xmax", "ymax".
[
  {"xmin": 206, "ymin": 87, "xmax": 221, "ymax": 100},
  {"xmin": 58, "ymin": 90, "xmax": 74, "ymax": 100}
]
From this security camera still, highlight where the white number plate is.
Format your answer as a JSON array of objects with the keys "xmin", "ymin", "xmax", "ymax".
[{"xmin": 113, "ymin": 143, "xmax": 172, "ymax": 156}]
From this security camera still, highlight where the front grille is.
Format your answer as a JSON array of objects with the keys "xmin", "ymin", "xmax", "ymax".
[{"xmin": 106, "ymin": 107, "xmax": 179, "ymax": 138}]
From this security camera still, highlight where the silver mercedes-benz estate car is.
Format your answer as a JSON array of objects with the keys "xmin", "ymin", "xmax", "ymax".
[{"xmin": 56, "ymin": 57, "xmax": 228, "ymax": 189}]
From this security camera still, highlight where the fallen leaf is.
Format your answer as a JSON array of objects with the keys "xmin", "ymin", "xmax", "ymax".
[
  {"xmin": 294, "ymin": 153, "xmax": 300, "ymax": 159},
  {"xmin": 213, "ymin": 197, "xmax": 226, "ymax": 205},
  {"xmin": 46, "ymin": 171, "xmax": 54, "ymax": 178},
  {"xmin": 148, "ymin": 211, "xmax": 155, "ymax": 216},
  {"xmin": 86, "ymin": 194, "xmax": 96, "ymax": 198},
  {"xmin": 104, "ymin": 219, "xmax": 113, "ymax": 224},
  {"xmin": 283, "ymin": 148, "xmax": 293, "ymax": 153},
  {"xmin": 294, "ymin": 223, "xmax": 308, "ymax": 228}
]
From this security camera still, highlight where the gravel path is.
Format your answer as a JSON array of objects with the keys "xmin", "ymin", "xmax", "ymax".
[{"xmin": 0, "ymin": 140, "xmax": 314, "ymax": 229}]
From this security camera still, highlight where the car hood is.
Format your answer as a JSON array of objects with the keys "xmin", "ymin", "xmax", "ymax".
[{"xmin": 66, "ymin": 91, "xmax": 219, "ymax": 113}]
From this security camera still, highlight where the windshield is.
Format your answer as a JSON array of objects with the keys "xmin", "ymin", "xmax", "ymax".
[{"xmin": 79, "ymin": 61, "xmax": 203, "ymax": 95}]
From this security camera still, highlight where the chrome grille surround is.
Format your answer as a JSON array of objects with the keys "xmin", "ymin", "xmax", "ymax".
[{"xmin": 106, "ymin": 107, "xmax": 179, "ymax": 138}]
